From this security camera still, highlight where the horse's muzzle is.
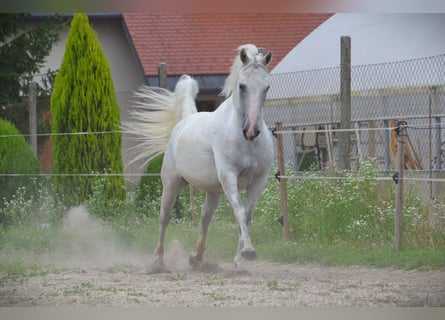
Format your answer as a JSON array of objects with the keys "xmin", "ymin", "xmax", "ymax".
[{"xmin": 243, "ymin": 121, "xmax": 260, "ymax": 141}]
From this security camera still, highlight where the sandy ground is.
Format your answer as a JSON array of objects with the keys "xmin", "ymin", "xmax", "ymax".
[{"xmin": 1, "ymin": 206, "xmax": 444, "ymax": 307}]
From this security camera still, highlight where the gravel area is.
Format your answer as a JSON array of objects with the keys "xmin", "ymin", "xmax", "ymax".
[
  {"xmin": 1, "ymin": 206, "xmax": 443, "ymax": 307},
  {"xmin": 1, "ymin": 240, "xmax": 444, "ymax": 307}
]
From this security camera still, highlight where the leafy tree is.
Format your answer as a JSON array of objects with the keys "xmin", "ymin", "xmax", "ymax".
[
  {"xmin": 0, "ymin": 14, "xmax": 63, "ymax": 164},
  {"xmin": 50, "ymin": 13, "xmax": 125, "ymax": 206},
  {"xmin": 0, "ymin": 13, "xmax": 62, "ymax": 106},
  {"xmin": 0, "ymin": 119, "xmax": 41, "ymax": 220}
]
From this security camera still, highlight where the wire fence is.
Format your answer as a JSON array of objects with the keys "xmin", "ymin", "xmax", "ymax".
[
  {"xmin": 1, "ymin": 54, "xmax": 445, "ymax": 185},
  {"xmin": 1, "ymin": 51, "xmax": 445, "ymax": 248},
  {"xmin": 265, "ymin": 53, "xmax": 445, "ymax": 246},
  {"xmin": 265, "ymin": 53, "xmax": 445, "ymax": 200}
]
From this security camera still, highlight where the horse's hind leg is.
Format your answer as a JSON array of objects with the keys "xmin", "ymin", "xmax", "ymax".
[
  {"xmin": 189, "ymin": 192, "xmax": 221, "ymax": 269},
  {"xmin": 149, "ymin": 175, "xmax": 186, "ymax": 273}
]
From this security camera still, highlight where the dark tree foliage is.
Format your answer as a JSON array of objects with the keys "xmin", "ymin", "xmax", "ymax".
[
  {"xmin": 0, "ymin": 13, "xmax": 62, "ymax": 106},
  {"xmin": 51, "ymin": 13, "xmax": 125, "ymax": 206}
]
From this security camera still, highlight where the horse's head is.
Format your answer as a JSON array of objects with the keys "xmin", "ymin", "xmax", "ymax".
[{"xmin": 234, "ymin": 47, "xmax": 272, "ymax": 141}]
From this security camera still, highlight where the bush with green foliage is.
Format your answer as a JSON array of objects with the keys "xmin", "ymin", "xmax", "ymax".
[
  {"xmin": 50, "ymin": 13, "xmax": 125, "ymax": 206},
  {"xmin": 257, "ymin": 160, "xmax": 445, "ymax": 249},
  {"xmin": 0, "ymin": 158, "xmax": 444, "ymax": 270},
  {"xmin": 135, "ymin": 154, "xmax": 189, "ymax": 219},
  {"xmin": 0, "ymin": 119, "xmax": 41, "ymax": 223},
  {"xmin": 135, "ymin": 155, "xmax": 164, "ymax": 209}
]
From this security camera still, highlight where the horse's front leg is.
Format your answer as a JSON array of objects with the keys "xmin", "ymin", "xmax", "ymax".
[
  {"xmin": 239, "ymin": 172, "xmax": 270, "ymax": 256},
  {"xmin": 219, "ymin": 172, "xmax": 256, "ymax": 267},
  {"xmin": 189, "ymin": 192, "xmax": 221, "ymax": 268}
]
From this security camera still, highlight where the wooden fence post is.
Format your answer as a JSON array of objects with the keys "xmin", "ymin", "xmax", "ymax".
[
  {"xmin": 275, "ymin": 122, "xmax": 289, "ymax": 241},
  {"xmin": 394, "ymin": 121, "xmax": 407, "ymax": 250},
  {"xmin": 338, "ymin": 36, "xmax": 351, "ymax": 170},
  {"xmin": 28, "ymin": 81, "xmax": 38, "ymax": 157},
  {"xmin": 158, "ymin": 63, "xmax": 168, "ymax": 89}
]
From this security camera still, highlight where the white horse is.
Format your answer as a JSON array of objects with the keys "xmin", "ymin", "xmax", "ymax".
[{"xmin": 127, "ymin": 44, "xmax": 273, "ymax": 271}]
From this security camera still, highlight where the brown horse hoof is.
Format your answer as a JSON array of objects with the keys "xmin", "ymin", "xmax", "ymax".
[
  {"xmin": 147, "ymin": 259, "xmax": 170, "ymax": 274},
  {"xmin": 189, "ymin": 255, "xmax": 203, "ymax": 270},
  {"xmin": 241, "ymin": 249, "xmax": 258, "ymax": 260},
  {"xmin": 189, "ymin": 256, "xmax": 221, "ymax": 273}
]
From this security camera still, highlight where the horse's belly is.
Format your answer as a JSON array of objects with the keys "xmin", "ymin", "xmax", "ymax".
[{"xmin": 176, "ymin": 147, "xmax": 222, "ymax": 192}]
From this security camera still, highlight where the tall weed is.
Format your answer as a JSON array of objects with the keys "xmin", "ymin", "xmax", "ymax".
[{"xmin": 0, "ymin": 159, "xmax": 444, "ymax": 269}]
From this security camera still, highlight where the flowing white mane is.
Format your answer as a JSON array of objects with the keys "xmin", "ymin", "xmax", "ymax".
[{"xmin": 221, "ymin": 44, "xmax": 268, "ymax": 98}]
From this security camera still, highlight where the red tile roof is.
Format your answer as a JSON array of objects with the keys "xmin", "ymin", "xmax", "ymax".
[{"xmin": 123, "ymin": 13, "xmax": 332, "ymax": 76}]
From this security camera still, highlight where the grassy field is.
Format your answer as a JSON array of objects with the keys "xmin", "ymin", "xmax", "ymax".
[{"xmin": 0, "ymin": 160, "xmax": 444, "ymax": 272}]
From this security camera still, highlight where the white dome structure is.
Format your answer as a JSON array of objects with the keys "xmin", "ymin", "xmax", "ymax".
[{"xmin": 272, "ymin": 13, "xmax": 445, "ymax": 73}]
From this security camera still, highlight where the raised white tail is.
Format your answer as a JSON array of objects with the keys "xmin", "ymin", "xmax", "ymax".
[{"xmin": 124, "ymin": 75, "xmax": 199, "ymax": 168}]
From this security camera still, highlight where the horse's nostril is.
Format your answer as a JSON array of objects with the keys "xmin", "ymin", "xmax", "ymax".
[{"xmin": 243, "ymin": 129, "xmax": 252, "ymax": 141}]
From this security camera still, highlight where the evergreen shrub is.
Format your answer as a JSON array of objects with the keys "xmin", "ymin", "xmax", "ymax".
[
  {"xmin": 0, "ymin": 119, "xmax": 41, "ymax": 222},
  {"xmin": 50, "ymin": 13, "xmax": 125, "ymax": 206}
]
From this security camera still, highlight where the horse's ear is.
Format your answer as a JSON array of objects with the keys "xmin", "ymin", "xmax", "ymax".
[
  {"xmin": 264, "ymin": 51, "xmax": 272, "ymax": 66},
  {"xmin": 240, "ymin": 48, "xmax": 249, "ymax": 65}
]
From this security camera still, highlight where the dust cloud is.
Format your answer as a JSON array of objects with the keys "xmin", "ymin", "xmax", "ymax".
[
  {"xmin": 49, "ymin": 205, "xmax": 195, "ymax": 271},
  {"xmin": 50, "ymin": 205, "xmax": 148, "ymax": 268}
]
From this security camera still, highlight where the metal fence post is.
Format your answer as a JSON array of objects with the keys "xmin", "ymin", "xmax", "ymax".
[
  {"xmin": 394, "ymin": 121, "xmax": 407, "ymax": 250},
  {"xmin": 338, "ymin": 36, "xmax": 351, "ymax": 170},
  {"xmin": 275, "ymin": 122, "xmax": 290, "ymax": 241}
]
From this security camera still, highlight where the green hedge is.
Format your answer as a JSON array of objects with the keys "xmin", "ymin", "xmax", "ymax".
[{"xmin": 135, "ymin": 155, "xmax": 189, "ymax": 219}]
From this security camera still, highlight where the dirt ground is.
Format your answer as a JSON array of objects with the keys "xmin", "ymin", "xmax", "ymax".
[
  {"xmin": 1, "ymin": 206, "xmax": 444, "ymax": 307},
  {"xmin": 1, "ymin": 244, "xmax": 445, "ymax": 306}
]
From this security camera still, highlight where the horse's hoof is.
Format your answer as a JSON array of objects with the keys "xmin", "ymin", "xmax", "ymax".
[
  {"xmin": 147, "ymin": 260, "xmax": 170, "ymax": 274},
  {"xmin": 241, "ymin": 249, "xmax": 258, "ymax": 260},
  {"xmin": 189, "ymin": 255, "xmax": 202, "ymax": 270}
]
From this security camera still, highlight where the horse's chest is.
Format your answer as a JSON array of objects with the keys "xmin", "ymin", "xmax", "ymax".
[{"xmin": 234, "ymin": 142, "xmax": 273, "ymax": 175}]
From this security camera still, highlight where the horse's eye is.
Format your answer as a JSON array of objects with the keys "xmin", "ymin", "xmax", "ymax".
[{"xmin": 239, "ymin": 83, "xmax": 246, "ymax": 91}]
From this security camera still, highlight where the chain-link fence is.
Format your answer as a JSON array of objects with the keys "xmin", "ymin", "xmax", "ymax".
[{"xmin": 265, "ymin": 54, "xmax": 445, "ymax": 202}]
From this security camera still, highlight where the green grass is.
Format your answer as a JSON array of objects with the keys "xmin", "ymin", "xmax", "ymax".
[
  {"xmin": 256, "ymin": 241, "xmax": 445, "ymax": 270},
  {"xmin": 0, "ymin": 160, "xmax": 444, "ymax": 272},
  {"xmin": 0, "ymin": 261, "xmax": 51, "ymax": 280},
  {"xmin": 0, "ymin": 218, "xmax": 444, "ymax": 273}
]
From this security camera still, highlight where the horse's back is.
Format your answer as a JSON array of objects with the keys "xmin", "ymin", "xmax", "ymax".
[{"xmin": 163, "ymin": 112, "xmax": 222, "ymax": 191}]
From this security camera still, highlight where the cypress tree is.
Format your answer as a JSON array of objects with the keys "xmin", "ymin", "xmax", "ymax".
[{"xmin": 50, "ymin": 13, "xmax": 125, "ymax": 206}]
